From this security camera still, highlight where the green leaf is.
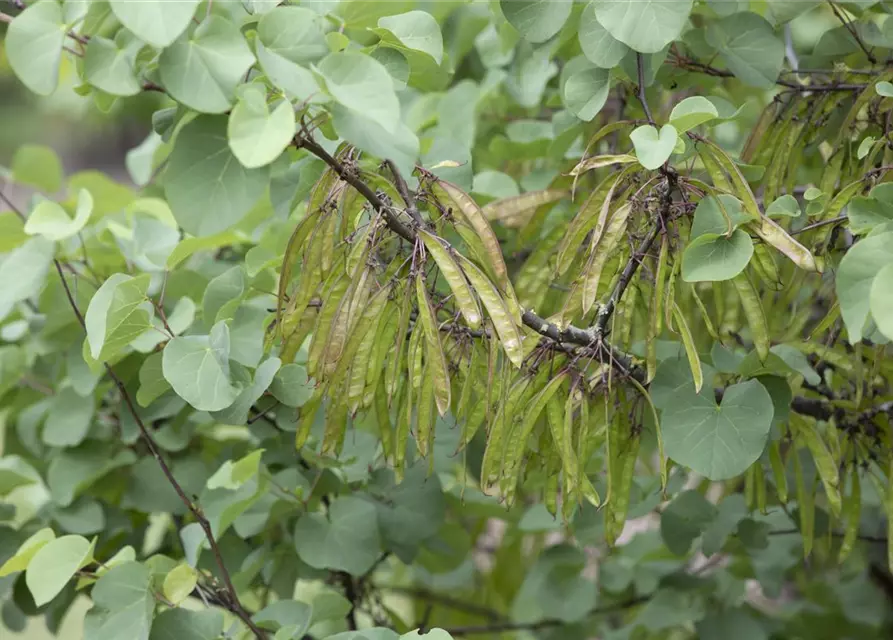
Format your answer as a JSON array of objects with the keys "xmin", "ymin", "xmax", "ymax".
[
  {"xmin": 330, "ymin": 105, "xmax": 420, "ymax": 178},
  {"xmin": 24, "ymin": 189, "xmax": 93, "ymax": 241},
  {"xmin": 593, "ymin": 0, "xmax": 693, "ymax": 53},
  {"xmin": 681, "ymin": 230, "xmax": 754, "ymax": 282},
  {"xmin": 253, "ymin": 600, "xmax": 312, "ymax": 636},
  {"xmin": 560, "ymin": 56, "xmax": 611, "ymax": 122},
  {"xmin": 869, "ymin": 262, "xmax": 893, "ymax": 341},
  {"xmin": 836, "ymin": 231, "xmax": 893, "ymax": 343},
  {"xmin": 706, "ymin": 12, "xmax": 784, "ymax": 88},
  {"xmin": 109, "ymin": 0, "xmax": 200, "ymax": 48},
  {"xmin": 12, "ymin": 144, "xmax": 63, "ymax": 193},
  {"xmin": 269, "ymin": 363, "xmax": 314, "ymax": 407},
  {"xmin": 691, "ymin": 195, "xmax": 749, "ymax": 239},
  {"xmin": 0, "ymin": 455, "xmax": 38, "ymax": 496},
  {"xmin": 149, "ymin": 610, "xmax": 223, "ymax": 640},
  {"xmin": 158, "ymin": 16, "xmax": 255, "ymax": 114},
  {"xmin": 255, "ymin": 42, "xmax": 327, "ymax": 105},
  {"xmin": 766, "ymin": 194, "xmax": 801, "ymax": 218},
  {"xmin": 136, "ymin": 353, "xmax": 171, "ymax": 408},
  {"xmin": 210, "ymin": 357, "xmax": 280, "ymax": 424},
  {"xmin": 25, "ymin": 534, "xmax": 94, "ymax": 606},
  {"xmin": 293, "ymin": 495, "xmax": 382, "ymax": 575},
  {"xmin": 369, "ymin": 465, "xmax": 445, "ymax": 561},
  {"xmin": 662, "ymin": 379, "xmax": 774, "ymax": 480},
  {"xmin": 162, "ymin": 321, "xmax": 239, "ymax": 411},
  {"xmin": 630, "ymin": 124, "xmax": 678, "ymax": 170},
  {"xmin": 500, "ymin": 0, "xmax": 572, "ymax": 44},
  {"xmin": 876, "ymin": 81, "xmax": 893, "ymax": 97},
  {"xmin": 701, "ymin": 494, "xmax": 748, "ymax": 555},
  {"xmin": 162, "ymin": 563, "xmax": 197, "ymax": 605},
  {"xmin": 510, "ymin": 544, "xmax": 596, "ymax": 624},
  {"xmin": 0, "ymin": 213, "xmax": 28, "ymax": 252},
  {"xmin": 660, "ymin": 490, "xmax": 718, "ymax": 555},
  {"xmin": 316, "ymin": 51, "xmax": 401, "ymax": 134},
  {"xmin": 85, "ymin": 273, "xmax": 153, "ymax": 362},
  {"xmin": 90, "ymin": 562, "xmax": 154, "ymax": 640},
  {"xmin": 207, "ymin": 450, "xmax": 264, "ymax": 492},
  {"xmin": 669, "ymin": 96, "xmax": 719, "ymax": 133},
  {"xmin": 578, "ymin": 2, "xmax": 628, "ymax": 68},
  {"xmin": 228, "ymin": 86, "xmax": 296, "ymax": 169},
  {"xmin": 84, "ymin": 32, "xmax": 142, "ymax": 97},
  {"xmin": 847, "ymin": 197, "xmax": 893, "ymax": 235},
  {"xmin": 257, "ymin": 6, "xmax": 329, "ymax": 64},
  {"xmin": 164, "ymin": 115, "xmax": 269, "ymax": 237},
  {"xmin": 43, "ymin": 387, "xmax": 94, "ymax": 447},
  {"xmin": 202, "ymin": 265, "xmax": 245, "ymax": 328},
  {"xmin": 0, "ymin": 528, "xmax": 55, "ymax": 577},
  {"xmin": 376, "ymin": 11, "xmax": 444, "ymax": 64},
  {"xmin": 4, "ymin": 0, "xmax": 66, "ymax": 96},
  {"xmin": 0, "ymin": 237, "xmax": 56, "ymax": 316}
]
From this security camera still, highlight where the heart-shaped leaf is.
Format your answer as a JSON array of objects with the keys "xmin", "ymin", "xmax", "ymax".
[
  {"xmin": 4, "ymin": 0, "xmax": 65, "ymax": 96},
  {"xmin": 836, "ymin": 231, "xmax": 893, "ymax": 343},
  {"xmin": 662, "ymin": 378, "xmax": 774, "ymax": 480},
  {"xmin": 594, "ymin": 0, "xmax": 693, "ymax": 53},
  {"xmin": 691, "ymin": 195, "xmax": 749, "ymax": 238},
  {"xmin": 24, "ymin": 189, "xmax": 93, "ymax": 241},
  {"xmin": 109, "ymin": 0, "xmax": 200, "ymax": 48},
  {"xmin": 228, "ymin": 86, "xmax": 296, "ymax": 168},
  {"xmin": 500, "ymin": 0, "xmax": 572, "ymax": 44},
  {"xmin": 578, "ymin": 2, "xmax": 628, "ymax": 68},
  {"xmin": 766, "ymin": 194, "xmax": 801, "ymax": 218},
  {"xmin": 293, "ymin": 495, "xmax": 382, "ymax": 575},
  {"xmin": 561, "ymin": 56, "xmax": 611, "ymax": 122},
  {"xmin": 630, "ymin": 124, "xmax": 678, "ymax": 170},
  {"xmin": 162, "ymin": 321, "xmax": 239, "ymax": 411},
  {"xmin": 669, "ymin": 96, "xmax": 719, "ymax": 133},
  {"xmin": 682, "ymin": 230, "xmax": 754, "ymax": 282}
]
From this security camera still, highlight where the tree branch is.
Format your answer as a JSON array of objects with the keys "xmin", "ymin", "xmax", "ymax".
[
  {"xmin": 383, "ymin": 159, "xmax": 423, "ymax": 225},
  {"xmin": 50, "ymin": 262, "xmax": 267, "ymax": 640},
  {"xmin": 636, "ymin": 53, "xmax": 655, "ymax": 125}
]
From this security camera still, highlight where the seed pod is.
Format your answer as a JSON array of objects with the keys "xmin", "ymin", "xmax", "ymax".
[
  {"xmin": 419, "ymin": 230, "xmax": 482, "ymax": 328},
  {"xmin": 415, "ymin": 275, "xmax": 451, "ymax": 416},
  {"xmin": 732, "ymin": 272, "xmax": 770, "ymax": 361},
  {"xmin": 673, "ymin": 302, "xmax": 703, "ymax": 392},
  {"xmin": 793, "ymin": 414, "xmax": 841, "ymax": 518},
  {"xmin": 838, "ymin": 465, "xmax": 860, "ymax": 564},
  {"xmin": 481, "ymin": 189, "xmax": 567, "ymax": 227}
]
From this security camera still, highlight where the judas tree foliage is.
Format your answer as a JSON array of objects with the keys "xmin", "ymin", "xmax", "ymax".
[{"xmin": 2, "ymin": 0, "xmax": 893, "ymax": 638}]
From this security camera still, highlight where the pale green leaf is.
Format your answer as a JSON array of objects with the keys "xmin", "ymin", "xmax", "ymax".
[
  {"xmin": 0, "ymin": 528, "xmax": 55, "ymax": 577},
  {"xmin": 377, "ymin": 11, "xmax": 444, "ymax": 64},
  {"xmin": 836, "ymin": 231, "xmax": 893, "ymax": 343},
  {"xmin": 0, "ymin": 455, "xmax": 38, "ymax": 497},
  {"xmin": 158, "ymin": 16, "xmax": 255, "ymax": 114},
  {"xmin": 209, "ymin": 358, "xmax": 280, "ymax": 424},
  {"xmin": 869, "ymin": 262, "xmax": 893, "ymax": 341},
  {"xmin": 500, "ymin": 0, "xmax": 572, "ymax": 44},
  {"xmin": 630, "ymin": 124, "xmax": 678, "ymax": 170},
  {"xmin": 253, "ymin": 600, "xmax": 312, "ymax": 636},
  {"xmin": 766, "ymin": 194, "xmax": 801, "ymax": 218},
  {"xmin": 270, "ymin": 363, "xmax": 314, "ymax": 407},
  {"xmin": 162, "ymin": 563, "xmax": 197, "ymax": 605},
  {"xmin": 706, "ymin": 12, "xmax": 784, "ymax": 88},
  {"xmin": 25, "ymin": 535, "xmax": 94, "ymax": 606},
  {"xmin": 162, "ymin": 321, "xmax": 239, "ymax": 411},
  {"xmin": 316, "ymin": 51, "xmax": 401, "ymax": 134},
  {"xmin": 578, "ymin": 2, "xmax": 628, "ymax": 68},
  {"xmin": 876, "ymin": 81, "xmax": 893, "ymax": 97},
  {"xmin": 228, "ymin": 86, "xmax": 296, "ymax": 169},
  {"xmin": 669, "ymin": 96, "xmax": 719, "ymax": 133},
  {"xmin": 0, "ymin": 237, "xmax": 56, "ymax": 315},
  {"xmin": 164, "ymin": 115, "xmax": 269, "ymax": 237},
  {"xmin": 90, "ymin": 562, "xmax": 153, "ymax": 640},
  {"xmin": 691, "ymin": 195, "xmax": 749, "ymax": 238},
  {"xmin": 84, "ymin": 32, "xmax": 142, "ymax": 97},
  {"xmin": 682, "ymin": 230, "xmax": 754, "ymax": 282},
  {"xmin": 330, "ymin": 105, "xmax": 420, "ymax": 179},
  {"xmin": 109, "ymin": 0, "xmax": 200, "ymax": 48},
  {"xmin": 257, "ymin": 6, "xmax": 329, "ymax": 64},
  {"xmin": 84, "ymin": 273, "xmax": 153, "ymax": 362},
  {"xmin": 202, "ymin": 266, "xmax": 245, "ymax": 328},
  {"xmin": 593, "ymin": 0, "xmax": 693, "ymax": 54},
  {"xmin": 560, "ymin": 56, "xmax": 611, "ymax": 122},
  {"xmin": 24, "ymin": 189, "xmax": 93, "ymax": 241},
  {"xmin": 137, "ymin": 353, "xmax": 170, "ymax": 407},
  {"xmin": 4, "ymin": 0, "xmax": 65, "ymax": 96}
]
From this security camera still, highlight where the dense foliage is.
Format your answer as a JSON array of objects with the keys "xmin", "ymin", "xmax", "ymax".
[{"xmin": 1, "ymin": 0, "xmax": 893, "ymax": 638}]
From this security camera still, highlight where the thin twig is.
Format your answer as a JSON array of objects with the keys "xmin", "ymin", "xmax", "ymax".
[
  {"xmin": 383, "ymin": 159, "xmax": 423, "ymax": 225},
  {"xmin": 791, "ymin": 214, "xmax": 847, "ymax": 235},
  {"xmin": 50, "ymin": 262, "xmax": 267, "ymax": 640},
  {"xmin": 636, "ymin": 53, "xmax": 655, "ymax": 125}
]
